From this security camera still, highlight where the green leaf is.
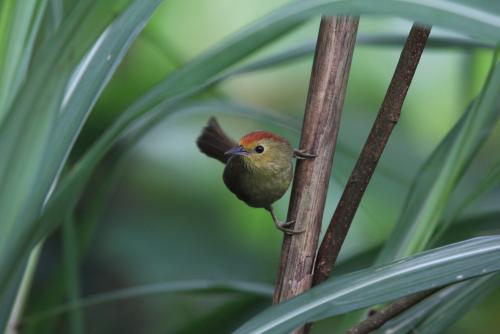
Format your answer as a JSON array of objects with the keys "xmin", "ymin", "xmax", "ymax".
[
  {"xmin": 377, "ymin": 274, "xmax": 500, "ymax": 334},
  {"xmin": 377, "ymin": 52, "xmax": 500, "ymax": 263},
  {"xmin": 436, "ymin": 211, "xmax": 500, "ymax": 246},
  {"xmin": 374, "ymin": 282, "xmax": 469, "ymax": 333},
  {"xmin": 0, "ymin": 0, "xmax": 159, "ymax": 308},
  {"xmin": 47, "ymin": 0, "xmax": 64, "ymax": 31},
  {"xmin": 62, "ymin": 216, "xmax": 84, "ymax": 334},
  {"xmin": 358, "ymin": 33, "xmax": 496, "ymax": 49},
  {"xmin": 0, "ymin": 266, "xmax": 25, "ymax": 330},
  {"xmin": 40, "ymin": 0, "xmax": 163, "ymax": 215},
  {"xmin": 0, "ymin": 0, "xmax": 47, "ymax": 125},
  {"xmin": 22, "ymin": 280, "xmax": 273, "ymax": 325},
  {"xmin": 175, "ymin": 296, "xmax": 269, "ymax": 334},
  {"xmin": 412, "ymin": 274, "xmax": 500, "ymax": 334},
  {"xmin": 235, "ymin": 237, "xmax": 500, "ymax": 334},
  {"xmin": 250, "ymin": 34, "xmax": 496, "ymax": 73},
  {"xmin": 0, "ymin": 246, "xmax": 41, "ymax": 333},
  {"xmin": 432, "ymin": 158, "xmax": 500, "ymax": 243},
  {"xmin": 20, "ymin": 165, "xmax": 121, "ymax": 334},
  {"xmin": 0, "ymin": 0, "xmax": 130, "ymax": 268}
]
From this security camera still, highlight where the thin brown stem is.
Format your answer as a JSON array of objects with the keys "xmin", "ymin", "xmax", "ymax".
[
  {"xmin": 313, "ymin": 24, "xmax": 432, "ymax": 286},
  {"xmin": 347, "ymin": 290, "xmax": 436, "ymax": 334},
  {"xmin": 272, "ymin": 15, "xmax": 359, "ymax": 332}
]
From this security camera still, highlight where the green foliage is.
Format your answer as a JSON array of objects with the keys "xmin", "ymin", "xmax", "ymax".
[
  {"xmin": 0, "ymin": 0, "xmax": 159, "ymax": 329},
  {"xmin": 377, "ymin": 53, "xmax": 500, "ymax": 263},
  {"xmin": 377, "ymin": 274, "xmax": 500, "ymax": 334},
  {"xmin": 235, "ymin": 237, "xmax": 500, "ymax": 333},
  {"xmin": 0, "ymin": 0, "xmax": 500, "ymax": 333}
]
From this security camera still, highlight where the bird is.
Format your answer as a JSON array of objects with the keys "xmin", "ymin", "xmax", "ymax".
[{"xmin": 196, "ymin": 117, "xmax": 315, "ymax": 234}]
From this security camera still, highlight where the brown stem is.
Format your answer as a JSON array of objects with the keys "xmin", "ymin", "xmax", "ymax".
[
  {"xmin": 347, "ymin": 290, "xmax": 436, "ymax": 334},
  {"xmin": 313, "ymin": 24, "xmax": 432, "ymax": 286},
  {"xmin": 272, "ymin": 15, "xmax": 359, "ymax": 331}
]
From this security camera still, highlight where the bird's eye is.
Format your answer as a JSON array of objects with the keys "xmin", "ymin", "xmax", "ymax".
[{"xmin": 255, "ymin": 145, "xmax": 265, "ymax": 154}]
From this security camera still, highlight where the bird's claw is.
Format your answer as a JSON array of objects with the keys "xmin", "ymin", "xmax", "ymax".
[
  {"xmin": 268, "ymin": 207, "xmax": 304, "ymax": 235},
  {"xmin": 277, "ymin": 225, "xmax": 305, "ymax": 235},
  {"xmin": 276, "ymin": 220, "xmax": 304, "ymax": 235},
  {"xmin": 280, "ymin": 219, "xmax": 295, "ymax": 227},
  {"xmin": 294, "ymin": 149, "xmax": 317, "ymax": 160}
]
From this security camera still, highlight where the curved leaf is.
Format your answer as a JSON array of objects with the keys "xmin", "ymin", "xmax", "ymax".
[
  {"xmin": 0, "ymin": 0, "xmax": 47, "ymax": 124},
  {"xmin": 377, "ymin": 52, "xmax": 500, "ymax": 263},
  {"xmin": 0, "ymin": 0, "xmax": 161, "ymax": 305},
  {"xmin": 432, "ymin": 158, "xmax": 500, "ymax": 243},
  {"xmin": 412, "ymin": 274, "xmax": 500, "ymax": 334},
  {"xmin": 377, "ymin": 274, "xmax": 500, "ymax": 333},
  {"xmin": 235, "ymin": 237, "xmax": 500, "ymax": 334},
  {"xmin": 23, "ymin": 280, "xmax": 273, "ymax": 324}
]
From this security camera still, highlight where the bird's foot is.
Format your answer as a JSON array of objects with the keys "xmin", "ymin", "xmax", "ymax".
[
  {"xmin": 280, "ymin": 219, "xmax": 295, "ymax": 227},
  {"xmin": 276, "ymin": 220, "xmax": 304, "ymax": 235},
  {"xmin": 277, "ymin": 225, "xmax": 304, "ymax": 235},
  {"xmin": 268, "ymin": 207, "xmax": 304, "ymax": 235},
  {"xmin": 294, "ymin": 149, "xmax": 317, "ymax": 160}
]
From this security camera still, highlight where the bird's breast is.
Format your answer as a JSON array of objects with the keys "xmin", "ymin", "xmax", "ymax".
[{"xmin": 223, "ymin": 157, "xmax": 292, "ymax": 208}]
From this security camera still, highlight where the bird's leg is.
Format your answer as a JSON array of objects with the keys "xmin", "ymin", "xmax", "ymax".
[
  {"xmin": 294, "ymin": 149, "xmax": 317, "ymax": 160},
  {"xmin": 267, "ymin": 206, "xmax": 303, "ymax": 235}
]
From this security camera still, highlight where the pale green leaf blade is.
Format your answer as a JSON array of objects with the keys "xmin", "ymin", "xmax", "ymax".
[
  {"xmin": 62, "ymin": 216, "xmax": 84, "ymax": 334},
  {"xmin": 235, "ymin": 237, "xmax": 500, "ymax": 334},
  {"xmin": 432, "ymin": 159, "xmax": 500, "ymax": 243},
  {"xmin": 0, "ymin": 0, "xmax": 156, "ymax": 302},
  {"xmin": 377, "ymin": 274, "xmax": 500, "ymax": 334},
  {"xmin": 23, "ymin": 280, "xmax": 273, "ymax": 325},
  {"xmin": 413, "ymin": 274, "xmax": 500, "ymax": 334},
  {"xmin": 377, "ymin": 53, "xmax": 500, "ymax": 263},
  {"xmin": 42, "ymin": 0, "xmax": 163, "ymax": 214},
  {"xmin": 0, "ymin": 0, "xmax": 47, "ymax": 125}
]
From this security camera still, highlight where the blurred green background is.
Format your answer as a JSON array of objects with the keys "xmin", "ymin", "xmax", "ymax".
[{"xmin": 22, "ymin": 0, "xmax": 500, "ymax": 333}]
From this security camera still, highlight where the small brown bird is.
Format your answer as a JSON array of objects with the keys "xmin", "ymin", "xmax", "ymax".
[{"xmin": 196, "ymin": 117, "xmax": 314, "ymax": 234}]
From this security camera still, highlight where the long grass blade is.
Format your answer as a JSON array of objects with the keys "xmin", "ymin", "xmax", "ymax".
[
  {"xmin": 0, "ymin": 0, "xmax": 47, "ymax": 125},
  {"xmin": 62, "ymin": 216, "xmax": 84, "ymax": 334},
  {"xmin": 235, "ymin": 237, "xmax": 500, "ymax": 334},
  {"xmin": 22, "ymin": 280, "xmax": 273, "ymax": 325},
  {"xmin": 377, "ymin": 52, "xmax": 500, "ymax": 263},
  {"xmin": 412, "ymin": 274, "xmax": 500, "ymax": 334},
  {"xmin": 432, "ymin": 159, "xmax": 500, "ymax": 243},
  {"xmin": 4, "ymin": 245, "xmax": 42, "ymax": 334},
  {"xmin": 0, "ymin": 0, "xmax": 157, "ymax": 312},
  {"xmin": 377, "ymin": 274, "xmax": 500, "ymax": 334}
]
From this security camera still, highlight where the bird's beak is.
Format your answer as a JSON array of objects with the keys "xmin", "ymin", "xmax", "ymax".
[{"xmin": 225, "ymin": 146, "xmax": 249, "ymax": 157}]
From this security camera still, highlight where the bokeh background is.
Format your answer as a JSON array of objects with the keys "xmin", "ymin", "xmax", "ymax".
[{"xmin": 24, "ymin": 0, "xmax": 499, "ymax": 333}]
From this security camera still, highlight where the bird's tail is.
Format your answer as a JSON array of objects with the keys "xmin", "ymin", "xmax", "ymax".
[{"xmin": 196, "ymin": 117, "xmax": 236, "ymax": 164}]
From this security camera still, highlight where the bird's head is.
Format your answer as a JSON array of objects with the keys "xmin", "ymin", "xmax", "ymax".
[{"xmin": 225, "ymin": 131, "xmax": 293, "ymax": 169}]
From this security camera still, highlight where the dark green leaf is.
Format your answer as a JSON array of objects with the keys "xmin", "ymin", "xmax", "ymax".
[
  {"xmin": 376, "ymin": 274, "xmax": 500, "ymax": 333},
  {"xmin": 23, "ymin": 280, "xmax": 273, "ymax": 325},
  {"xmin": 0, "ymin": 0, "xmax": 47, "ymax": 124},
  {"xmin": 62, "ymin": 216, "xmax": 84, "ymax": 334},
  {"xmin": 235, "ymin": 237, "xmax": 500, "ymax": 334},
  {"xmin": 0, "ymin": 0, "xmax": 159, "ymax": 308},
  {"xmin": 377, "ymin": 53, "xmax": 500, "ymax": 263},
  {"xmin": 413, "ymin": 274, "xmax": 500, "ymax": 334}
]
